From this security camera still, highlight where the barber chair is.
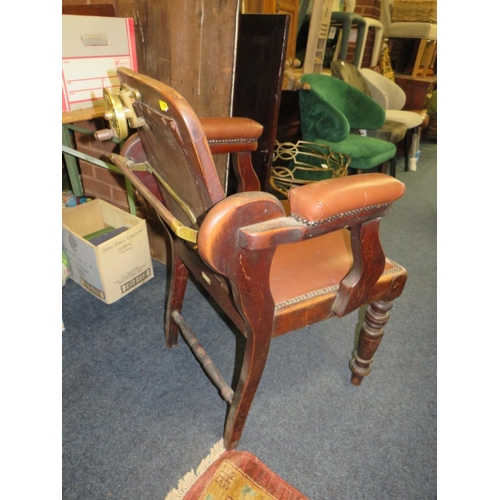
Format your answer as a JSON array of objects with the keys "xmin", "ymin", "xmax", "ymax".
[{"xmin": 96, "ymin": 68, "xmax": 408, "ymax": 450}]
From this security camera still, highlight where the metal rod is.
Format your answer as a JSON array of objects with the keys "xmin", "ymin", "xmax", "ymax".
[
  {"xmin": 109, "ymin": 154, "xmax": 196, "ymax": 243},
  {"xmin": 62, "ymin": 144, "xmax": 117, "ymax": 170},
  {"xmin": 65, "ymin": 124, "xmax": 122, "ymax": 144},
  {"xmin": 62, "ymin": 126, "xmax": 84, "ymax": 196},
  {"xmin": 61, "ymin": 145, "xmax": 137, "ymax": 215},
  {"xmin": 172, "ymin": 311, "xmax": 234, "ymax": 404}
]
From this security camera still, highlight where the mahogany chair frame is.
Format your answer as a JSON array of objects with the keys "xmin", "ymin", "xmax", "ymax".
[{"xmin": 105, "ymin": 68, "xmax": 408, "ymax": 450}]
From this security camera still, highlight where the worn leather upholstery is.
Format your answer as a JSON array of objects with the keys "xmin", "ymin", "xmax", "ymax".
[
  {"xmin": 288, "ymin": 172, "xmax": 405, "ymax": 223},
  {"xmin": 200, "ymin": 117, "xmax": 263, "ymax": 153}
]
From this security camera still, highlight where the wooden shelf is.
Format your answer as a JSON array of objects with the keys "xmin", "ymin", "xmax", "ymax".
[{"xmin": 62, "ymin": 105, "xmax": 105, "ymax": 125}]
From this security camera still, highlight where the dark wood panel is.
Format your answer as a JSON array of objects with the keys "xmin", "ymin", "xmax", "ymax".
[
  {"xmin": 232, "ymin": 13, "xmax": 289, "ymax": 191},
  {"xmin": 276, "ymin": 90, "xmax": 301, "ymax": 143}
]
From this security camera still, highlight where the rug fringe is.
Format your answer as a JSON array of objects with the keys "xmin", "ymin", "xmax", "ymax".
[{"xmin": 165, "ymin": 439, "xmax": 226, "ymax": 500}]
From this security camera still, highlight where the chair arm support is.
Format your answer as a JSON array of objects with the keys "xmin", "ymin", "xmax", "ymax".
[
  {"xmin": 200, "ymin": 117, "xmax": 263, "ymax": 154},
  {"xmin": 200, "ymin": 117, "xmax": 263, "ymax": 192},
  {"xmin": 199, "ymin": 174, "xmax": 405, "ymax": 261},
  {"xmin": 333, "ymin": 218, "xmax": 386, "ymax": 317},
  {"xmin": 198, "ymin": 192, "xmax": 288, "ymax": 275},
  {"xmin": 198, "ymin": 192, "xmax": 282, "ymax": 352}
]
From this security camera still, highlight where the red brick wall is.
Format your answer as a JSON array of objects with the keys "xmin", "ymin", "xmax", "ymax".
[
  {"xmin": 72, "ymin": 119, "xmax": 168, "ymax": 263},
  {"xmin": 72, "ymin": 120, "xmax": 129, "ymax": 212}
]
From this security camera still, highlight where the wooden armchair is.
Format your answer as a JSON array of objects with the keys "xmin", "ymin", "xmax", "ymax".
[{"xmin": 101, "ymin": 68, "xmax": 408, "ymax": 450}]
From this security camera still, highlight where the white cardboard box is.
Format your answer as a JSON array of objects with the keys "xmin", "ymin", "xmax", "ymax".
[
  {"xmin": 62, "ymin": 199, "xmax": 154, "ymax": 304},
  {"xmin": 62, "ymin": 15, "xmax": 137, "ymax": 112}
]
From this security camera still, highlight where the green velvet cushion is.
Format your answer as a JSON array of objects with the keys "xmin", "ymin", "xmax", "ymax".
[
  {"xmin": 299, "ymin": 86, "xmax": 349, "ymax": 143},
  {"xmin": 300, "ymin": 73, "xmax": 386, "ymax": 130},
  {"xmin": 298, "ymin": 73, "xmax": 395, "ymax": 170},
  {"xmin": 313, "ymin": 136, "xmax": 396, "ymax": 170}
]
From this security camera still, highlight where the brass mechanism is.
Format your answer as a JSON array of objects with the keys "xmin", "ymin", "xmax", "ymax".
[
  {"xmin": 95, "ymin": 83, "xmax": 198, "ymax": 245},
  {"xmin": 108, "ymin": 154, "xmax": 199, "ymax": 245},
  {"xmin": 95, "ymin": 84, "xmax": 145, "ymax": 141},
  {"xmin": 130, "ymin": 161, "xmax": 199, "ymax": 236}
]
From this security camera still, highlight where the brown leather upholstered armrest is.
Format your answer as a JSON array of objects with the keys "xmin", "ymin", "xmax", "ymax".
[
  {"xmin": 200, "ymin": 174, "xmax": 405, "ymax": 254},
  {"xmin": 288, "ymin": 173, "xmax": 405, "ymax": 224},
  {"xmin": 200, "ymin": 117, "xmax": 263, "ymax": 154}
]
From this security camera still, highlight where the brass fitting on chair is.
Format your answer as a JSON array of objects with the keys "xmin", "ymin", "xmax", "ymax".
[{"xmin": 95, "ymin": 84, "xmax": 146, "ymax": 141}]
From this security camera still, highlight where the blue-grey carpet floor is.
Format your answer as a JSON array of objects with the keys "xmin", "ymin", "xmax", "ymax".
[{"xmin": 62, "ymin": 139, "xmax": 437, "ymax": 499}]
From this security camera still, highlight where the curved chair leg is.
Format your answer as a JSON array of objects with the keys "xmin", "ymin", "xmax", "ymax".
[
  {"xmin": 369, "ymin": 22, "xmax": 384, "ymax": 67},
  {"xmin": 350, "ymin": 300, "xmax": 393, "ymax": 385},
  {"xmin": 333, "ymin": 19, "xmax": 353, "ymax": 62},
  {"xmin": 332, "ymin": 16, "xmax": 366, "ymax": 66},
  {"xmin": 165, "ymin": 238, "xmax": 189, "ymax": 348},
  {"xmin": 379, "ymin": 161, "xmax": 388, "ymax": 174},
  {"xmin": 357, "ymin": 18, "xmax": 384, "ymax": 68},
  {"xmin": 224, "ymin": 330, "xmax": 272, "ymax": 450},
  {"xmin": 339, "ymin": 20, "xmax": 352, "ymax": 61},
  {"xmin": 390, "ymin": 156, "xmax": 397, "ymax": 178},
  {"xmin": 404, "ymin": 128, "xmax": 413, "ymax": 171},
  {"xmin": 352, "ymin": 22, "xmax": 367, "ymax": 68}
]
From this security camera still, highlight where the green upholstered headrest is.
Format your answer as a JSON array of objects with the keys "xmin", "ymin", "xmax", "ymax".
[{"xmin": 299, "ymin": 73, "xmax": 386, "ymax": 133}]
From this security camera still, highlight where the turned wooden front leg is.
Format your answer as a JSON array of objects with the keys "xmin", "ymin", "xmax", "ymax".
[{"xmin": 350, "ymin": 300, "xmax": 393, "ymax": 386}]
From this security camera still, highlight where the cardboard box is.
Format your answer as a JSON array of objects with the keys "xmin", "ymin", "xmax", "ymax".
[
  {"xmin": 62, "ymin": 199, "xmax": 154, "ymax": 304},
  {"xmin": 62, "ymin": 15, "xmax": 138, "ymax": 112}
]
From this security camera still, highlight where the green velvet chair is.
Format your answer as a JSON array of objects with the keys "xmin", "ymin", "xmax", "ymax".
[
  {"xmin": 299, "ymin": 73, "xmax": 396, "ymax": 173},
  {"xmin": 331, "ymin": 60, "xmax": 417, "ymax": 175}
]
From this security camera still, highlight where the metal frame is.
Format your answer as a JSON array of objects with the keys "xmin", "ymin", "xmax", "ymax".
[{"xmin": 62, "ymin": 122, "xmax": 137, "ymax": 215}]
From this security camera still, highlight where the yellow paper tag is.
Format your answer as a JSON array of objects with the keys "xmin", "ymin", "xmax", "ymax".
[{"xmin": 159, "ymin": 100, "xmax": 168, "ymax": 111}]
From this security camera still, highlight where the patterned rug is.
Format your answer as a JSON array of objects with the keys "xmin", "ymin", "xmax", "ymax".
[{"xmin": 165, "ymin": 440, "xmax": 309, "ymax": 500}]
